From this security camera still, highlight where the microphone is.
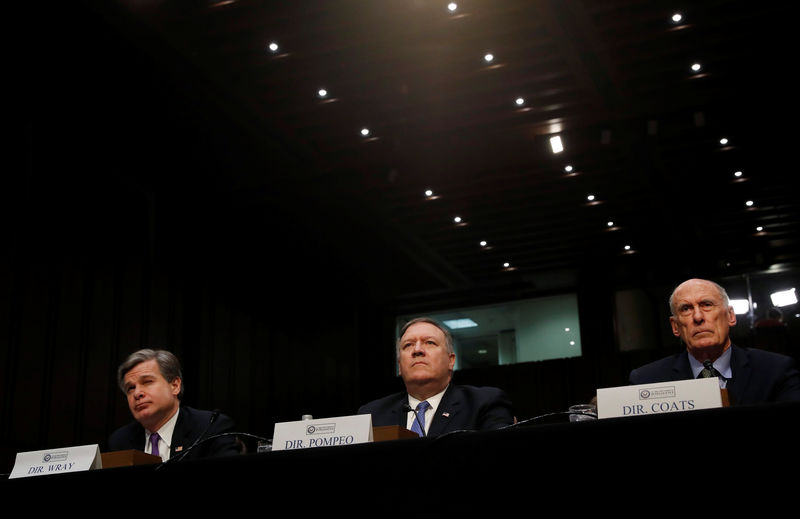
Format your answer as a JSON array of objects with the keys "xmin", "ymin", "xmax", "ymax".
[{"xmin": 402, "ymin": 403, "xmax": 426, "ymax": 437}]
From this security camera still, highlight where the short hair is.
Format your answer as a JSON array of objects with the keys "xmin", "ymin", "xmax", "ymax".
[
  {"xmin": 396, "ymin": 317, "xmax": 454, "ymax": 359},
  {"xmin": 668, "ymin": 279, "xmax": 730, "ymax": 316},
  {"xmin": 117, "ymin": 349, "xmax": 184, "ymax": 399}
]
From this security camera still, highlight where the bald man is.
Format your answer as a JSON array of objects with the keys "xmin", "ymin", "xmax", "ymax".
[{"xmin": 629, "ymin": 279, "xmax": 800, "ymax": 405}]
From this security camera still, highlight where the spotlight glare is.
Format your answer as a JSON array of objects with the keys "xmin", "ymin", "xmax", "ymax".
[
  {"xmin": 454, "ymin": 216, "xmax": 462, "ymax": 223},
  {"xmin": 484, "ymin": 53, "xmax": 494, "ymax": 62},
  {"xmin": 672, "ymin": 13, "xmax": 683, "ymax": 23},
  {"xmin": 691, "ymin": 63, "xmax": 702, "ymax": 72},
  {"xmin": 360, "ymin": 128, "xmax": 370, "ymax": 136},
  {"xmin": 268, "ymin": 42, "xmax": 279, "ymax": 53},
  {"xmin": 425, "ymin": 189, "xmax": 433, "ymax": 197},
  {"xmin": 447, "ymin": 2, "xmax": 457, "ymax": 12}
]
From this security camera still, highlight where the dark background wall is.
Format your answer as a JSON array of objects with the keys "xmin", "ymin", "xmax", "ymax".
[{"xmin": 4, "ymin": 2, "xmax": 798, "ymax": 473}]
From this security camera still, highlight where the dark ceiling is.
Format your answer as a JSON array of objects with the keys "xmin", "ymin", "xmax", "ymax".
[{"xmin": 19, "ymin": 1, "xmax": 800, "ymax": 303}]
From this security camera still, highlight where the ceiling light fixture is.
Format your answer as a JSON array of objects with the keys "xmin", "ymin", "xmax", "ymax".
[
  {"xmin": 515, "ymin": 97, "xmax": 524, "ymax": 106},
  {"xmin": 484, "ymin": 53, "xmax": 494, "ymax": 63},
  {"xmin": 268, "ymin": 42, "xmax": 279, "ymax": 53},
  {"xmin": 734, "ymin": 170, "xmax": 743, "ymax": 177},
  {"xmin": 425, "ymin": 189, "xmax": 434, "ymax": 197},
  {"xmin": 607, "ymin": 221, "xmax": 614, "ymax": 227},
  {"xmin": 480, "ymin": 240, "xmax": 487, "ymax": 247},
  {"xmin": 691, "ymin": 63, "xmax": 702, "ymax": 72},
  {"xmin": 503, "ymin": 262, "xmax": 510, "ymax": 268},
  {"xmin": 746, "ymin": 200, "xmax": 754, "ymax": 207},
  {"xmin": 447, "ymin": 2, "xmax": 457, "ymax": 12},
  {"xmin": 360, "ymin": 128, "xmax": 370, "ymax": 137},
  {"xmin": 550, "ymin": 135, "xmax": 564, "ymax": 153},
  {"xmin": 586, "ymin": 194, "xmax": 595, "ymax": 201},
  {"xmin": 672, "ymin": 13, "xmax": 683, "ymax": 23},
  {"xmin": 564, "ymin": 165, "xmax": 573, "ymax": 173},
  {"xmin": 318, "ymin": 88, "xmax": 328, "ymax": 98},
  {"xmin": 453, "ymin": 216, "xmax": 462, "ymax": 223},
  {"xmin": 720, "ymin": 137, "xmax": 729, "ymax": 145},
  {"xmin": 443, "ymin": 318, "xmax": 478, "ymax": 329},
  {"xmin": 756, "ymin": 226, "xmax": 764, "ymax": 232}
]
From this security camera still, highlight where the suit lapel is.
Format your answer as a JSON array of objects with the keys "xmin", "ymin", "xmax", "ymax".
[
  {"xmin": 726, "ymin": 345, "xmax": 750, "ymax": 405},
  {"xmin": 427, "ymin": 386, "xmax": 458, "ymax": 437},
  {"xmin": 671, "ymin": 352, "xmax": 693, "ymax": 380},
  {"xmin": 170, "ymin": 408, "xmax": 190, "ymax": 457}
]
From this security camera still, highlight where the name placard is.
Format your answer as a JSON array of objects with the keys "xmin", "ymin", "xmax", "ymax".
[
  {"xmin": 596, "ymin": 377, "xmax": 722, "ymax": 419},
  {"xmin": 272, "ymin": 414, "xmax": 373, "ymax": 451},
  {"xmin": 9, "ymin": 444, "xmax": 102, "ymax": 479}
]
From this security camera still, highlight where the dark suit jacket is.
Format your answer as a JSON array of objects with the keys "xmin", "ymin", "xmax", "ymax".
[
  {"xmin": 358, "ymin": 384, "xmax": 514, "ymax": 437},
  {"xmin": 108, "ymin": 406, "xmax": 240, "ymax": 460},
  {"xmin": 629, "ymin": 344, "xmax": 800, "ymax": 405}
]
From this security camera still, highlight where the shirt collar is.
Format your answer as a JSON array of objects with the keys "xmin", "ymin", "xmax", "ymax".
[
  {"xmin": 688, "ymin": 347, "xmax": 732, "ymax": 386},
  {"xmin": 408, "ymin": 386, "xmax": 448, "ymax": 415},
  {"xmin": 146, "ymin": 406, "xmax": 180, "ymax": 449}
]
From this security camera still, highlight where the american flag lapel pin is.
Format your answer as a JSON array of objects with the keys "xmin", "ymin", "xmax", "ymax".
[
  {"xmin": 442, "ymin": 412, "xmax": 450, "ymax": 418},
  {"xmin": 175, "ymin": 446, "xmax": 183, "ymax": 452}
]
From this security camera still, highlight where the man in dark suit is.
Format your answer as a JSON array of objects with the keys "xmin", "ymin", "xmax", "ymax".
[
  {"xmin": 359, "ymin": 317, "xmax": 514, "ymax": 436},
  {"xmin": 109, "ymin": 349, "xmax": 239, "ymax": 460},
  {"xmin": 629, "ymin": 278, "xmax": 800, "ymax": 405}
]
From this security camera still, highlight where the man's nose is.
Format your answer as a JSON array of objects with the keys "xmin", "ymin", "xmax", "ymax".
[
  {"xmin": 412, "ymin": 341, "xmax": 425, "ymax": 354},
  {"xmin": 692, "ymin": 307, "xmax": 704, "ymax": 322},
  {"xmin": 133, "ymin": 386, "xmax": 144, "ymax": 399}
]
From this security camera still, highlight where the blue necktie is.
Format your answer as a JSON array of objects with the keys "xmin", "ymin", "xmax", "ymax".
[{"xmin": 410, "ymin": 401, "xmax": 430, "ymax": 437}]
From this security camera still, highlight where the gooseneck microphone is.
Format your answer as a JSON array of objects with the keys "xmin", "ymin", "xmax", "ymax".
[{"xmin": 402, "ymin": 403, "xmax": 427, "ymax": 437}]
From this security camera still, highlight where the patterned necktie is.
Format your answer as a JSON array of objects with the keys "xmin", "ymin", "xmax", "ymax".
[
  {"xmin": 149, "ymin": 432, "xmax": 161, "ymax": 457},
  {"xmin": 410, "ymin": 401, "xmax": 430, "ymax": 437},
  {"xmin": 698, "ymin": 360, "xmax": 721, "ymax": 379}
]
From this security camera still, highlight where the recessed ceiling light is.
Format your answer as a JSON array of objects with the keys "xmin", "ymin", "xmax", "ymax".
[
  {"xmin": 607, "ymin": 221, "xmax": 614, "ymax": 227},
  {"xmin": 586, "ymin": 194, "xmax": 595, "ymax": 201},
  {"xmin": 720, "ymin": 137, "xmax": 729, "ymax": 145},
  {"xmin": 550, "ymin": 135, "xmax": 564, "ymax": 153},
  {"xmin": 484, "ymin": 53, "xmax": 494, "ymax": 63},
  {"xmin": 515, "ymin": 97, "xmax": 525, "ymax": 106},
  {"xmin": 318, "ymin": 88, "xmax": 328, "ymax": 98},
  {"xmin": 564, "ymin": 165, "xmax": 573, "ymax": 173},
  {"xmin": 360, "ymin": 128, "xmax": 370, "ymax": 136},
  {"xmin": 691, "ymin": 63, "xmax": 702, "ymax": 72},
  {"xmin": 746, "ymin": 200, "xmax": 754, "ymax": 207},
  {"xmin": 756, "ymin": 226, "xmax": 764, "ymax": 232},
  {"xmin": 672, "ymin": 13, "xmax": 683, "ymax": 23},
  {"xmin": 565, "ymin": 327, "xmax": 570, "ymax": 332},
  {"xmin": 425, "ymin": 189, "xmax": 433, "ymax": 197},
  {"xmin": 503, "ymin": 262, "xmax": 510, "ymax": 268},
  {"xmin": 443, "ymin": 318, "xmax": 478, "ymax": 329},
  {"xmin": 447, "ymin": 2, "xmax": 457, "ymax": 12},
  {"xmin": 624, "ymin": 245, "xmax": 631, "ymax": 251},
  {"xmin": 268, "ymin": 42, "xmax": 279, "ymax": 53},
  {"xmin": 734, "ymin": 170, "xmax": 743, "ymax": 177},
  {"xmin": 453, "ymin": 216, "xmax": 462, "ymax": 223},
  {"xmin": 480, "ymin": 240, "xmax": 487, "ymax": 247},
  {"xmin": 569, "ymin": 341, "xmax": 575, "ymax": 346}
]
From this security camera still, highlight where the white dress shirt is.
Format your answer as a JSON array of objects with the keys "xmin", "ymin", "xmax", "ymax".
[
  {"xmin": 144, "ymin": 407, "xmax": 180, "ymax": 461},
  {"xmin": 406, "ymin": 387, "xmax": 448, "ymax": 435}
]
